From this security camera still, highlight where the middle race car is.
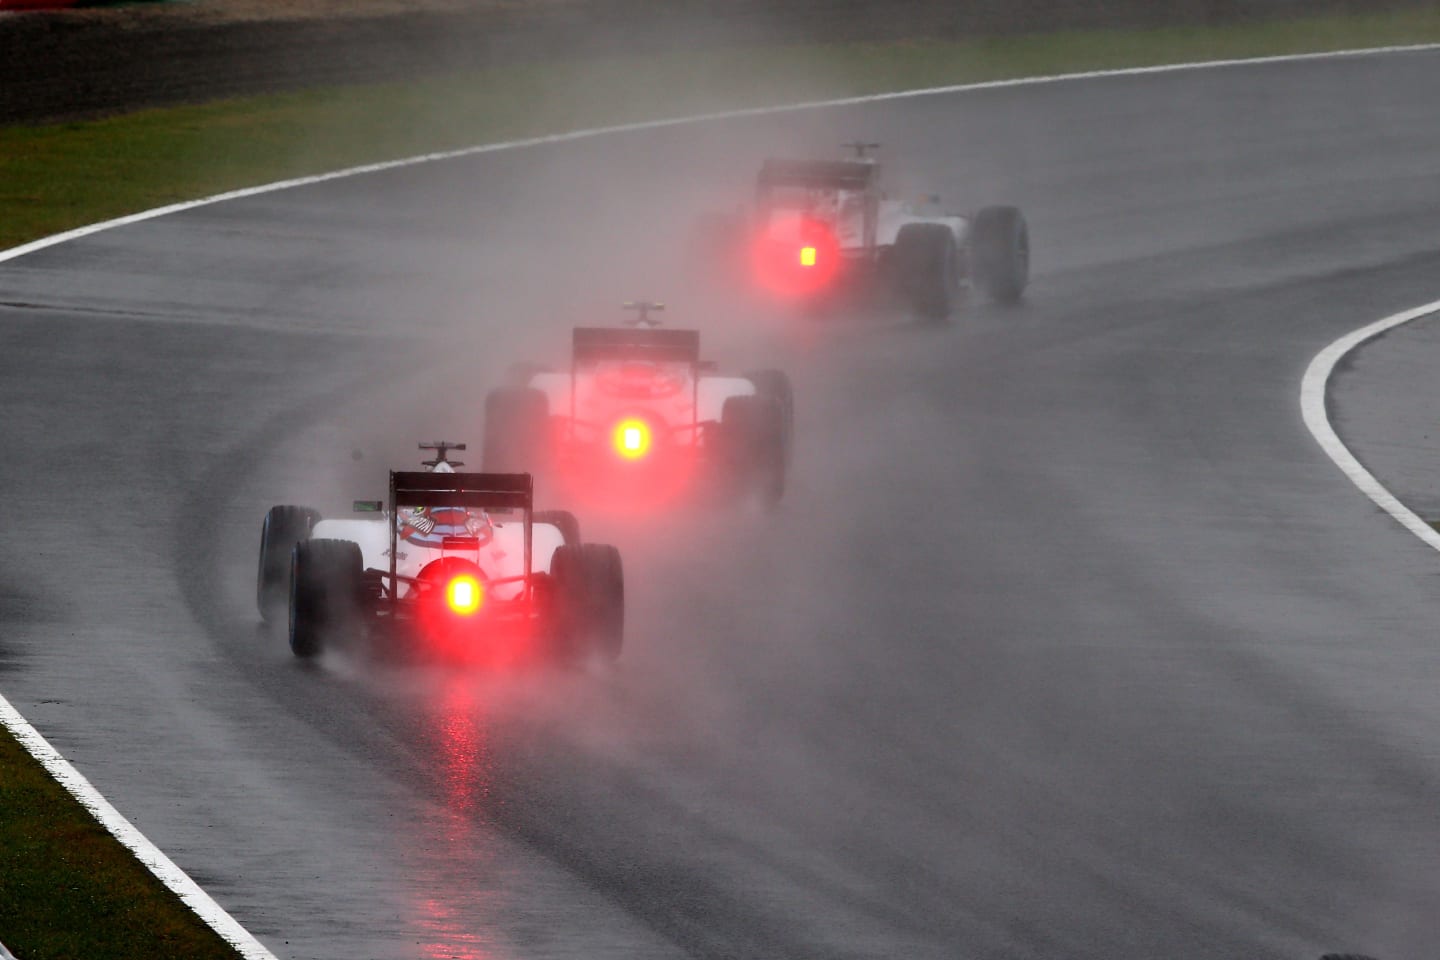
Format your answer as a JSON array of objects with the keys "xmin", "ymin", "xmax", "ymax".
[
  {"xmin": 693, "ymin": 142, "xmax": 1030, "ymax": 321},
  {"xmin": 255, "ymin": 442, "xmax": 623, "ymax": 663},
  {"xmin": 483, "ymin": 302, "xmax": 793, "ymax": 507}
]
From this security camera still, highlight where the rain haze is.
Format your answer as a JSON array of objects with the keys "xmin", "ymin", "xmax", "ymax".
[{"xmin": 4, "ymin": 2, "xmax": 1440, "ymax": 959}]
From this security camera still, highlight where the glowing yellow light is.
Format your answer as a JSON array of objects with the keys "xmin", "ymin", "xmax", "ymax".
[
  {"xmin": 799, "ymin": 245, "xmax": 817, "ymax": 267},
  {"xmin": 613, "ymin": 418, "xmax": 652, "ymax": 460},
  {"xmin": 446, "ymin": 575, "xmax": 483, "ymax": 615}
]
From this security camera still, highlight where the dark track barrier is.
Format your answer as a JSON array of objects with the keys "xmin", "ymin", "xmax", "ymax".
[
  {"xmin": 0, "ymin": 0, "xmax": 1427, "ymax": 125},
  {"xmin": 0, "ymin": 1, "xmax": 82, "ymax": 9}
]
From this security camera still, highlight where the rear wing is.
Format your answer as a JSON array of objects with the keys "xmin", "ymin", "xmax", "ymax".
[
  {"xmin": 757, "ymin": 158, "xmax": 876, "ymax": 192},
  {"xmin": 384, "ymin": 471, "xmax": 535, "ymax": 596},
  {"xmin": 572, "ymin": 327, "xmax": 700, "ymax": 365},
  {"xmin": 389, "ymin": 471, "xmax": 532, "ymax": 510}
]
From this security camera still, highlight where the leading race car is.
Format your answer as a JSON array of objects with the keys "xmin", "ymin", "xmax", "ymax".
[
  {"xmin": 256, "ymin": 442, "xmax": 623, "ymax": 663},
  {"xmin": 484, "ymin": 302, "xmax": 793, "ymax": 507},
  {"xmin": 694, "ymin": 142, "xmax": 1030, "ymax": 321}
]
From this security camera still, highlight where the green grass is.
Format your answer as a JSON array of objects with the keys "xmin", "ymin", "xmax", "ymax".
[
  {"xmin": 2, "ymin": 6, "xmax": 1440, "ymax": 954},
  {"xmin": 5, "ymin": 7, "xmax": 1440, "ymax": 251},
  {"xmin": 0, "ymin": 728, "xmax": 245, "ymax": 960}
]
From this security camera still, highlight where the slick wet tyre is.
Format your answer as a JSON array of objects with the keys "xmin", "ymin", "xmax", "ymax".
[
  {"xmin": 288, "ymin": 538, "xmax": 362, "ymax": 659},
  {"xmin": 257, "ymin": 505, "xmax": 320, "ymax": 623}
]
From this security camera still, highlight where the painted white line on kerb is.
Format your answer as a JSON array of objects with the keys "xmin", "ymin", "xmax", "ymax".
[
  {"xmin": 0, "ymin": 695, "xmax": 277, "ymax": 960},
  {"xmin": 3, "ymin": 40, "xmax": 1439, "ymax": 269},
  {"xmin": 1301, "ymin": 300, "xmax": 1440, "ymax": 551},
  {"xmin": 1, "ymin": 38, "xmax": 1438, "ymax": 956}
]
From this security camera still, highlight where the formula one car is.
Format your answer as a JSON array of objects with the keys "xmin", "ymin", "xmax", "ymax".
[
  {"xmin": 484, "ymin": 302, "xmax": 793, "ymax": 506},
  {"xmin": 694, "ymin": 142, "xmax": 1029, "ymax": 321},
  {"xmin": 256, "ymin": 442, "xmax": 623, "ymax": 663}
]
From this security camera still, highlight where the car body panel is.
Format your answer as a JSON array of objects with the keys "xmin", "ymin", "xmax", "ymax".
[
  {"xmin": 528, "ymin": 369, "xmax": 755, "ymax": 434},
  {"xmin": 311, "ymin": 515, "xmax": 565, "ymax": 602}
]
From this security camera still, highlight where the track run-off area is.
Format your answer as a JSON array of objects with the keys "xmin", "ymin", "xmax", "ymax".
[{"xmin": 5, "ymin": 45, "xmax": 1440, "ymax": 959}]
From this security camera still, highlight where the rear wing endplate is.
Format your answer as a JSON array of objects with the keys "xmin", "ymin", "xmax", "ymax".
[{"xmin": 572, "ymin": 327, "xmax": 700, "ymax": 364}]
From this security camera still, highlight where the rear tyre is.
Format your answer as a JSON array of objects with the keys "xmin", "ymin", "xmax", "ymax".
[
  {"xmin": 743, "ymin": 369, "xmax": 794, "ymax": 468},
  {"xmin": 257, "ymin": 505, "xmax": 320, "ymax": 623},
  {"xmin": 720, "ymin": 393, "xmax": 786, "ymax": 506},
  {"xmin": 533, "ymin": 509, "xmax": 581, "ymax": 547},
  {"xmin": 288, "ymin": 538, "xmax": 362, "ymax": 659},
  {"xmin": 551, "ymin": 543, "xmax": 624, "ymax": 663},
  {"xmin": 893, "ymin": 222, "xmax": 961, "ymax": 322},
  {"xmin": 483, "ymin": 386, "xmax": 549, "ymax": 473},
  {"xmin": 969, "ymin": 205, "xmax": 1029, "ymax": 305}
]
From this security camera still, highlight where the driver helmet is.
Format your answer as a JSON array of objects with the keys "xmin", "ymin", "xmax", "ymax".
[{"xmin": 422, "ymin": 457, "xmax": 491, "ymax": 538}]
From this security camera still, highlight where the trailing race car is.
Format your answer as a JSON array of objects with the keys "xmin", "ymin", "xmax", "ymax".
[
  {"xmin": 256, "ymin": 442, "xmax": 623, "ymax": 663},
  {"xmin": 694, "ymin": 142, "xmax": 1030, "ymax": 321},
  {"xmin": 484, "ymin": 302, "xmax": 793, "ymax": 507}
]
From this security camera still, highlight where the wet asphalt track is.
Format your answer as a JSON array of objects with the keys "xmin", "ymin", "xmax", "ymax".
[{"xmin": 5, "ymin": 51, "xmax": 1440, "ymax": 960}]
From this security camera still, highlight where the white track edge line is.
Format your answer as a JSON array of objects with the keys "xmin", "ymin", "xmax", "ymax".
[
  {"xmin": 1301, "ymin": 299, "xmax": 1440, "ymax": 551},
  {"xmin": 0, "ymin": 694, "xmax": 276, "ymax": 960},
  {"xmin": 2, "ymin": 37, "xmax": 1438, "ymax": 957},
  {"xmin": 3, "ymin": 40, "xmax": 1439, "ymax": 269}
]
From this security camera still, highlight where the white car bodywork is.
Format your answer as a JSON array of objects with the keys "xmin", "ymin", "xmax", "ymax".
[
  {"xmin": 764, "ymin": 191, "xmax": 969, "ymax": 252},
  {"xmin": 526, "ymin": 366, "xmax": 756, "ymax": 443},
  {"xmin": 873, "ymin": 201, "xmax": 968, "ymax": 249},
  {"xmin": 713, "ymin": 151, "xmax": 1028, "ymax": 318},
  {"xmin": 766, "ymin": 185, "xmax": 967, "ymax": 254},
  {"xmin": 311, "ymin": 514, "xmax": 565, "ymax": 602}
]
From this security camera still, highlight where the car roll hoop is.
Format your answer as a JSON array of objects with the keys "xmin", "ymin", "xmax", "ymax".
[
  {"xmin": 419, "ymin": 440, "xmax": 466, "ymax": 469},
  {"xmin": 842, "ymin": 140, "xmax": 881, "ymax": 160},
  {"xmin": 621, "ymin": 300, "xmax": 665, "ymax": 327}
]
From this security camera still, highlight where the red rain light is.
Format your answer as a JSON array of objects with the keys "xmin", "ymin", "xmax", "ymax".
[
  {"xmin": 752, "ymin": 219, "xmax": 840, "ymax": 297},
  {"xmin": 446, "ymin": 575, "xmax": 483, "ymax": 616},
  {"xmin": 613, "ymin": 417, "xmax": 652, "ymax": 460}
]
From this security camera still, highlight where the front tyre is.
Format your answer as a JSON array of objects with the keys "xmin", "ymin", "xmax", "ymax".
[{"xmin": 257, "ymin": 505, "xmax": 320, "ymax": 623}]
